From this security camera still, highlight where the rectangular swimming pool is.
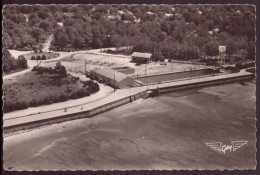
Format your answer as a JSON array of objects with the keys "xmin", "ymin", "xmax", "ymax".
[{"xmin": 136, "ymin": 68, "xmax": 220, "ymax": 85}]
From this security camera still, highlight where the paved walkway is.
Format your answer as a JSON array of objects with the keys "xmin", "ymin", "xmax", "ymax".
[
  {"xmin": 3, "ymin": 70, "xmax": 252, "ymax": 128},
  {"xmin": 42, "ymin": 35, "xmax": 53, "ymax": 52},
  {"xmin": 3, "ymin": 69, "xmax": 31, "ymax": 80}
]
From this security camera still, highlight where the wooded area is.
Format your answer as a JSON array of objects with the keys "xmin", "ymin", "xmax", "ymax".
[{"xmin": 3, "ymin": 4, "xmax": 255, "ymax": 61}]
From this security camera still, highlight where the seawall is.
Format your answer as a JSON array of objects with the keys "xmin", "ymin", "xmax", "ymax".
[
  {"xmin": 4, "ymin": 91, "xmax": 147, "ymax": 134},
  {"xmin": 157, "ymin": 72, "xmax": 253, "ymax": 93},
  {"xmin": 4, "ymin": 71, "xmax": 254, "ymax": 134}
]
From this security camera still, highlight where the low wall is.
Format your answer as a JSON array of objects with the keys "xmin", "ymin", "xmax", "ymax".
[{"xmin": 4, "ymin": 91, "xmax": 147, "ymax": 134}]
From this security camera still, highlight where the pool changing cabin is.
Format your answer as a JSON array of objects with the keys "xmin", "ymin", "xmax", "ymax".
[{"xmin": 90, "ymin": 67, "xmax": 135, "ymax": 89}]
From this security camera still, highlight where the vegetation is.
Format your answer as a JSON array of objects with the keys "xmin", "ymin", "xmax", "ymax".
[
  {"xmin": 21, "ymin": 52, "xmax": 59, "ymax": 60},
  {"xmin": 2, "ymin": 4, "xmax": 255, "ymax": 62},
  {"xmin": 3, "ymin": 69, "xmax": 99, "ymax": 113},
  {"xmin": 3, "ymin": 49, "xmax": 28, "ymax": 74},
  {"xmin": 32, "ymin": 61, "xmax": 67, "ymax": 78},
  {"xmin": 102, "ymin": 48, "xmax": 133, "ymax": 55},
  {"xmin": 235, "ymin": 61, "xmax": 255, "ymax": 69}
]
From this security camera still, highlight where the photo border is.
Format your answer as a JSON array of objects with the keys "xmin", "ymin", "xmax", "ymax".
[{"xmin": 1, "ymin": 0, "xmax": 259, "ymax": 174}]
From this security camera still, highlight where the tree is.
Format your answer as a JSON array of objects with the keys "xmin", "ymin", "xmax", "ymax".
[
  {"xmin": 17, "ymin": 56, "xmax": 28, "ymax": 68},
  {"xmin": 42, "ymin": 55, "xmax": 47, "ymax": 60},
  {"xmin": 3, "ymin": 49, "xmax": 16, "ymax": 73},
  {"xmin": 53, "ymin": 27, "xmax": 68, "ymax": 48},
  {"xmin": 225, "ymin": 39, "xmax": 238, "ymax": 61},
  {"xmin": 54, "ymin": 61, "xmax": 67, "ymax": 77},
  {"xmin": 121, "ymin": 13, "xmax": 135, "ymax": 21},
  {"xmin": 81, "ymin": 24, "xmax": 93, "ymax": 47},
  {"xmin": 95, "ymin": 5, "xmax": 109, "ymax": 14},
  {"xmin": 17, "ymin": 5, "xmax": 33, "ymax": 14},
  {"xmin": 183, "ymin": 9, "xmax": 192, "ymax": 22},
  {"xmin": 39, "ymin": 21, "xmax": 51, "ymax": 31},
  {"xmin": 72, "ymin": 34, "xmax": 85, "ymax": 48},
  {"xmin": 204, "ymin": 39, "xmax": 219, "ymax": 59},
  {"xmin": 247, "ymin": 40, "xmax": 255, "ymax": 60},
  {"xmin": 2, "ymin": 31, "xmax": 13, "ymax": 48},
  {"xmin": 36, "ymin": 55, "xmax": 41, "ymax": 60},
  {"xmin": 31, "ymin": 27, "xmax": 44, "ymax": 42},
  {"xmin": 37, "ymin": 10, "xmax": 49, "ymax": 20},
  {"xmin": 91, "ymin": 22, "xmax": 106, "ymax": 48}
]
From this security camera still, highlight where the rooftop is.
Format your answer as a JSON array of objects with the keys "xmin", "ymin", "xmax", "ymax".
[
  {"xmin": 91, "ymin": 67, "xmax": 129, "ymax": 82},
  {"xmin": 131, "ymin": 52, "xmax": 152, "ymax": 59}
]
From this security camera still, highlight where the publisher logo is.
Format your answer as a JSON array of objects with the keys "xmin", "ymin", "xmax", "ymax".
[{"xmin": 205, "ymin": 141, "xmax": 248, "ymax": 154}]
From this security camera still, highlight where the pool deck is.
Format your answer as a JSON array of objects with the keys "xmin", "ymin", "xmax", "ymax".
[{"xmin": 3, "ymin": 70, "xmax": 253, "ymax": 130}]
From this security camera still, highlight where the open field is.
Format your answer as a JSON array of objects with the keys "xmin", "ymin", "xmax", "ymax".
[
  {"xmin": 22, "ymin": 52, "xmax": 60, "ymax": 60},
  {"xmin": 3, "ymin": 71, "xmax": 98, "ymax": 112}
]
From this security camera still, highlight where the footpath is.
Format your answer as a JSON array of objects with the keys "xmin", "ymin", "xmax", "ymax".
[{"xmin": 3, "ymin": 69, "xmax": 31, "ymax": 80}]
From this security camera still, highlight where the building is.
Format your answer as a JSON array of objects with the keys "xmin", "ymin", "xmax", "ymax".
[
  {"xmin": 90, "ymin": 67, "xmax": 134, "ymax": 89},
  {"xmin": 111, "ymin": 66, "xmax": 135, "ymax": 74},
  {"xmin": 131, "ymin": 52, "xmax": 152, "ymax": 63}
]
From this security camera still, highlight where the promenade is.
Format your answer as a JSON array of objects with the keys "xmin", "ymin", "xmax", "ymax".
[{"xmin": 3, "ymin": 70, "xmax": 253, "ymax": 131}]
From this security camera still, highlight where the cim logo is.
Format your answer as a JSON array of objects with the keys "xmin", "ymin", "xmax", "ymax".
[{"xmin": 205, "ymin": 141, "xmax": 248, "ymax": 154}]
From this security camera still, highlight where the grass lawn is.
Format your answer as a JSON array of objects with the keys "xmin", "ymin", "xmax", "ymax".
[
  {"xmin": 3, "ymin": 71, "xmax": 99, "ymax": 113},
  {"xmin": 22, "ymin": 52, "xmax": 59, "ymax": 60}
]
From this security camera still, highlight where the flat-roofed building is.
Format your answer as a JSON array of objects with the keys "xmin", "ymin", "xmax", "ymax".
[
  {"xmin": 131, "ymin": 52, "xmax": 152, "ymax": 63},
  {"xmin": 90, "ymin": 67, "xmax": 134, "ymax": 89}
]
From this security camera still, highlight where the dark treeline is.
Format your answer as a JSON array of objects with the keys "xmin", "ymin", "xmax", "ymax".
[
  {"xmin": 3, "ymin": 49, "xmax": 28, "ymax": 73},
  {"xmin": 2, "ymin": 4, "xmax": 255, "ymax": 61}
]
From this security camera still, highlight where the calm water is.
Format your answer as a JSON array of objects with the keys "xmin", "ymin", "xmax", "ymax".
[{"xmin": 4, "ymin": 81, "xmax": 256, "ymax": 170}]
